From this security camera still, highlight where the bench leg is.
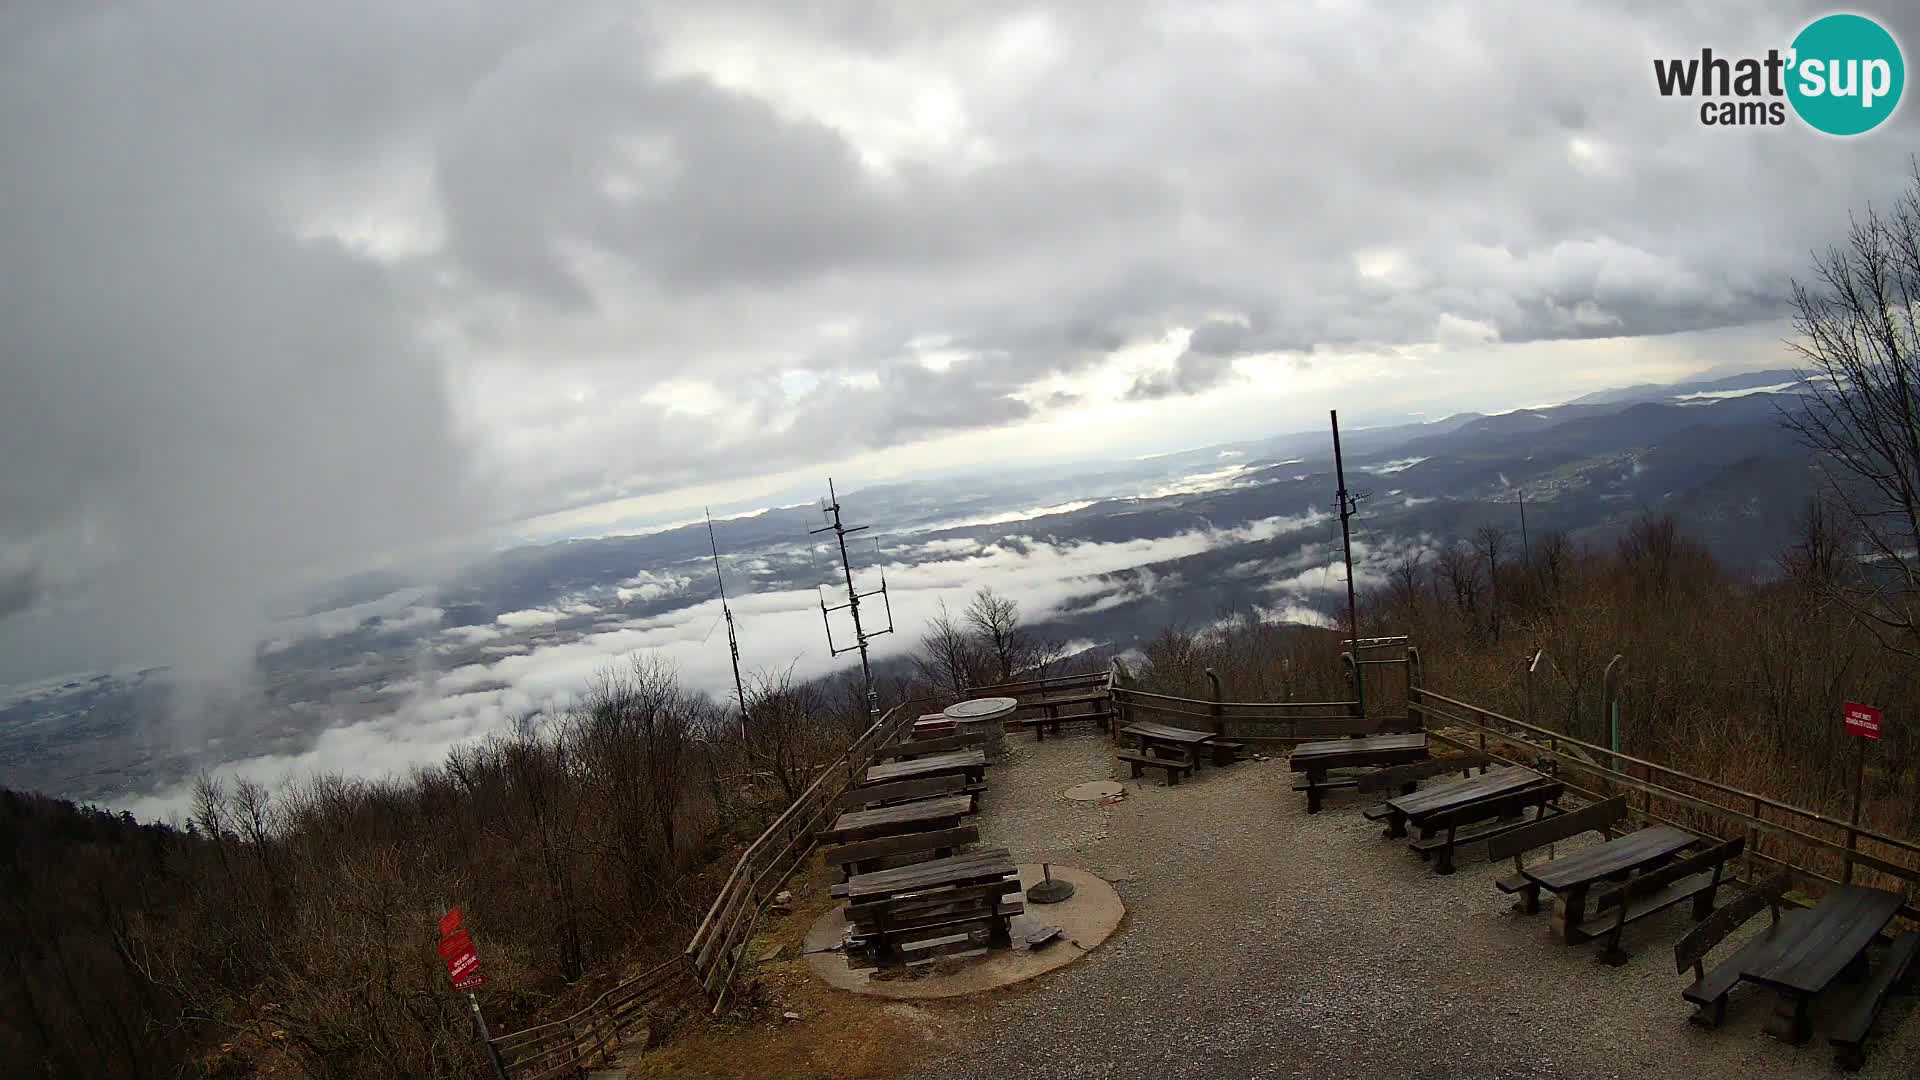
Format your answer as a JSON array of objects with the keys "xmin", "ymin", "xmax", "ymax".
[
  {"xmin": 1385, "ymin": 810, "xmax": 1408, "ymax": 839},
  {"xmin": 1764, "ymin": 993, "xmax": 1812, "ymax": 1045},
  {"xmin": 1129, "ymin": 760, "xmax": 1143, "ymax": 780},
  {"xmin": 1596, "ymin": 915, "xmax": 1631, "ymax": 967},
  {"xmin": 1691, "ymin": 887, "xmax": 1718, "ymax": 922},
  {"xmin": 1555, "ymin": 885, "xmax": 1590, "ymax": 945},
  {"xmin": 1518, "ymin": 883, "xmax": 1541, "ymax": 915},
  {"xmin": 1434, "ymin": 827, "xmax": 1458, "ymax": 875},
  {"xmin": 1306, "ymin": 771, "xmax": 1325, "ymax": 814},
  {"xmin": 1689, "ymin": 996, "xmax": 1729, "ymax": 1030},
  {"xmin": 1399, "ymin": 780, "xmax": 1417, "ymax": 795}
]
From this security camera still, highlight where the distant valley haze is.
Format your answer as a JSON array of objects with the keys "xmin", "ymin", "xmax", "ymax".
[{"xmin": 3, "ymin": 0, "xmax": 1916, "ymax": 819}]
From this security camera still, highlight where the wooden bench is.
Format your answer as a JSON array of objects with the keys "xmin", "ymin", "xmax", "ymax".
[
  {"xmin": 1408, "ymin": 781, "xmax": 1564, "ymax": 875},
  {"xmin": 873, "ymin": 730, "xmax": 985, "ymax": 762},
  {"xmin": 1005, "ymin": 687, "xmax": 1114, "ymax": 739},
  {"xmin": 822, "ymin": 825, "xmax": 979, "ymax": 882},
  {"xmin": 1355, "ymin": 752, "xmax": 1488, "ymax": 799},
  {"xmin": 1830, "ymin": 931, "xmax": 1920, "ymax": 1071},
  {"xmin": 1485, "ymin": 796, "xmax": 1628, "ymax": 914},
  {"xmin": 1674, "ymin": 872, "xmax": 1792, "ymax": 1028},
  {"xmin": 1291, "ymin": 732, "xmax": 1431, "ymax": 813},
  {"xmin": 1209, "ymin": 740, "xmax": 1246, "ymax": 766},
  {"xmin": 836, "ymin": 848, "xmax": 1021, "ymax": 966},
  {"xmin": 837, "ymin": 773, "xmax": 976, "ymax": 813},
  {"xmin": 1590, "ymin": 836, "xmax": 1742, "ymax": 966},
  {"xmin": 1117, "ymin": 748, "xmax": 1194, "ymax": 785}
]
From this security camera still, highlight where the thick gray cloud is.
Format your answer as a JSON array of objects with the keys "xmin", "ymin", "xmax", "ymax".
[{"xmin": 3, "ymin": 0, "xmax": 1917, "ymax": 683}]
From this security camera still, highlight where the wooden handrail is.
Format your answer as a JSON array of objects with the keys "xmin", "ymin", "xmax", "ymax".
[{"xmin": 1411, "ymin": 688, "xmax": 1920, "ymax": 860}]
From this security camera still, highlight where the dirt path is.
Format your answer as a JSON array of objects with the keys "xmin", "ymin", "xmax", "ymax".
[{"xmin": 909, "ymin": 731, "xmax": 1918, "ymax": 1080}]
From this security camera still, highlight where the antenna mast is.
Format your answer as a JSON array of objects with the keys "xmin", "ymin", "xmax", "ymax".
[
  {"xmin": 706, "ymin": 510, "xmax": 750, "ymax": 736},
  {"xmin": 1330, "ymin": 410, "xmax": 1365, "ymax": 718},
  {"xmin": 811, "ymin": 478, "xmax": 894, "ymax": 721}
]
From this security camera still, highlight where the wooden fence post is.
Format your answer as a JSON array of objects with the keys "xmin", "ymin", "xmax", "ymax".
[{"xmin": 1204, "ymin": 668, "xmax": 1224, "ymax": 737}]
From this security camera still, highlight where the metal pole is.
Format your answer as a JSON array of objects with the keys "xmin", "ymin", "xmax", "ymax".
[
  {"xmin": 1330, "ymin": 410, "xmax": 1364, "ymax": 718},
  {"xmin": 470, "ymin": 992, "xmax": 510, "ymax": 1080},
  {"xmin": 707, "ymin": 510, "xmax": 751, "ymax": 737},
  {"xmin": 1844, "ymin": 737, "xmax": 1865, "ymax": 885}
]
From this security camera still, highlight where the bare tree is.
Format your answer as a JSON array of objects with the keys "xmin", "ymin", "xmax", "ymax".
[
  {"xmin": 1534, "ymin": 530, "xmax": 1573, "ymax": 603},
  {"xmin": 964, "ymin": 586, "xmax": 1026, "ymax": 681},
  {"xmin": 914, "ymin": 601, "xmax": 981, "ymax": 695},
  {"xmin": 1781, "ymin": 166, "xmax": 1920, "ymax": 657},
  {"xmin": 1387, "ymin": 549, "xmax": 1426, "ymax": 614},
  {"xmin": 1473, "ymin": 525, "xmax": 1508, "ymax": 640},
  {"xmin": 1435, "ymin": 542, "xmax": 1482, "ymax": 617}
]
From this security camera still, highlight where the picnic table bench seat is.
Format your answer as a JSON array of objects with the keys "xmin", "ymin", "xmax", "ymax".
[
  {"xmin": 864, "ymin": 748, "xmax": 987, "ymax": 788},
  {"xmin": 833, "ymin": 847, "xmax": 1022, "ymax": 967},
  {"xmin": 1289, "ymin": 732, "xmax": 1431, "ymax": 814},
  {"xmin": 1589, "ymin": 837, "xmax": 1743, "ymax": 965},
  {"xmin": 821, "ymin": 824, "xmax": 979, "ymax": 882},
  {"xmin": 872, "ymin": 730, "xmax": 986, "ymax": 762},
  {"xmin": 1408, "ymin": 780, "xmax": 1565, "ymax": 875},
  {"xmin": 1117, "ymin": 748, "xmax": 1194, "ymax": 785},
  {"xmin": 837, "ymin": 773, "xmax": 983, "ymax": 813},
  {"xmin": 819, "ymin": 794, "xmax": 974, "ymax": 845},
  {"xmin": 1012, "ymin": 688, "xmax": 1116, "ymax": 739},
  {"xmin": 1675, "ymin": 873, "xmax": 1793, "ymax": 1028},
  {"xmin": 1675, "ymin": 880, "xmax": 1905, "ymax": 1051},
  {"xmin": 1829, "ymin": 931, "xmax": 1920, "ymax": 1071},
  {"xmin": 1485, "ymin": 796, "xmax": 1629, "ymax": 914}
]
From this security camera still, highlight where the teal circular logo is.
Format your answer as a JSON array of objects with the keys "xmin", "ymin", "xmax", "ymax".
[{"xmin": 1787, "ymin": 14, "xmax": 1904, "ymax": 135}]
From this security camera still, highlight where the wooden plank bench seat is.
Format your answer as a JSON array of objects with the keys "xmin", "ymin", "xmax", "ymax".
[
  {"xmin": 1485, "ymin": 796, "xmax": 1628, "ymax": 914},
  {"xmin": 873, "ymin": 730, "xmax": 985, "ymax": 762},
  {"xmin": 1829, "ymin": 931, "xmax": 1920, "ymax": 1071},
  {"xmin": 1289, "ymin": 732, "xmax": 1430, "ymax": 814},
  {"xmin": 1012, "ymin": 689, "xmax": 1114, "ymax": 739},
  {"xmin": 822, "ymin": 825, "xmax": 980, "ymax": 882},
  {"xmin": 837, "ymin": 773, "xmax": 981, "ymax": 813},
  {"xmin": 1409, "ymin": 781, "xmax": 1564, "ymax": 875},
  {"xmin": 1355, "ymin": 752, "xmax": 1489, "ymax": 797},
  {"xmin": 1117, "ymin": 749, "xmax": 1194, "ymax": 785},
  {"xmin": 1674, "ymin": 872, "xmax": 1792, "ymax": 1027},
  {"xmin": 1591, "ymin": 837, "xmax": 1742, "ymax": 966}
]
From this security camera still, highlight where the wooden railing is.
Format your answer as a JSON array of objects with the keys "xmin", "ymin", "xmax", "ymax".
[
  {"xmin": 1408, "ymin": 682, "xmax": 1920, "ymax": 923},
  {"xmin": 487, "ymin": 958, "xmax": 686, "ymax": 1080},
  {"xmin": 1108, "ymin": 655, "xmax": 1406, "ymax": 743},
  {"xmin": 683, "ymin": 698, "xmax": 927, "ymax": 1015}
]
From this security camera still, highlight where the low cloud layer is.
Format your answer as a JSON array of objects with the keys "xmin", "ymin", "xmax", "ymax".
[{"xmin": 6, "ymin": 1, "xmax": 1916, "ymax": 689}]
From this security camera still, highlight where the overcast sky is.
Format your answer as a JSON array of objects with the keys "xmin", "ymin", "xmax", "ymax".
[{"xmin": 3, "ymin": 0, "xmax": 1917, "ymax": 685}]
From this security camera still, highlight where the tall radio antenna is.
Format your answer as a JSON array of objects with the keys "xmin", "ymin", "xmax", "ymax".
[
  {"xmin": 706, "ymin": 509, "xmax": 750, "ymax": 736},
  {"xmin": 811, "ymin": 478, "xmax": 894, "ymax": 720},
  {"xmin": 1331, "ymin": 409, "xmax": 1365, "ymax": 718}
]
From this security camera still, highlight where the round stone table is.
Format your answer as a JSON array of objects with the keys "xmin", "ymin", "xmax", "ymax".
[{"xmin": 944, "ymin": 696, "xmax": 1015, "ymax": 762}]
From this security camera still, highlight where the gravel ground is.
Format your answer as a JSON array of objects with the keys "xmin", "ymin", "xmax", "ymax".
[{"xmin": 904, "ymin": 731, "xmax": 1919, "ymax": 1080}]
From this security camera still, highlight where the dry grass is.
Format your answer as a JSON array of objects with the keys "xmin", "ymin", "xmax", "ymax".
[{"xmin": 629, "ymin": 860, "xmax": 956, "ymax": 1080}]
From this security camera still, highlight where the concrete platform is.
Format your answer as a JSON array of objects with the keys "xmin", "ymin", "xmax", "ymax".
[{"xmin": 804, "ymin": 863, "xmax": 1123, "ymax": 999}]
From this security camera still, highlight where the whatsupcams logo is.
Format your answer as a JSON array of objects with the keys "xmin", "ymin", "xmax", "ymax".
[{"xmin": 1653, "ymin": 13, "xmax": 1904, "ymax": 134}]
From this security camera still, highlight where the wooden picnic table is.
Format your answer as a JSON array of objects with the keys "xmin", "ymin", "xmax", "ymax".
[
  {"xmin": 837, "ymin": 846, "xmax": 1023, "ymax": 966},
  {"xmin": 819, "ymin": 794, "xmax": 975, "ymax": 844},
  {"xmin": 1379, "ymin": 766, "xmax": 1547, "ymax": 838},
  {"xmin": 1519, "ymin": 825, "xmax": 1699, "ymax": 943},
  {"xmin": 1290, "ymin": 732, "xmax": 1429, "ymax": 813},
  {"xmin": 864, "ymin": 748, "xmax": 987, "ymax": 787},
  {"xmin": 1121, "ymin": 720, "xmax": 1216, "ymax": 760},
  {"xmin": 1015, "ymin": 687, "xmax": 1114, "ymax": 738},
  {"xmin": 1735, "ymin": 885, "xmax": 1906, "ymax": 1045}
]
